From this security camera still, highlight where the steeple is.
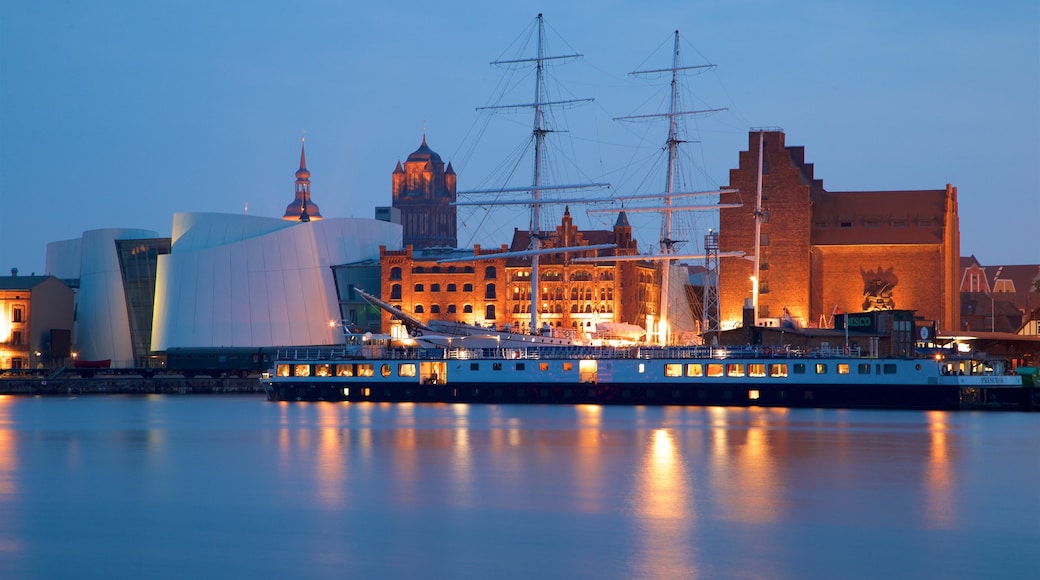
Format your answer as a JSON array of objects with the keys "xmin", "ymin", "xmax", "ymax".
[{"xmin": 283, "ymin": 136, "xmax": 323, "ymax": 221}]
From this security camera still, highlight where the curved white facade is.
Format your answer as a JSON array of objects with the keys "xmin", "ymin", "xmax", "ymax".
[
  {"xmin": 47, "ymin": 228, "xmax": 162, "ymax": 366},
  {"xmin": 151, "ymin": 213, "xmax": 401, "ymax": 349}
]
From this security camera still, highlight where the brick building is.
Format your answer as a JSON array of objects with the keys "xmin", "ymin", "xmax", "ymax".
[
  {"xmin": 392, "ymin": 136, "xmax": 457, "ymax": 249},
  {"xmin": 379, "ymin": 209, "xmax": 659, "ymax": 338},
  {"xmin": 0, "ymin": 275, "xmax": 74, "ymax": 370},
  {"xmin": 719, "ymin": 130, "xmax": 960, "ymax": 334}
]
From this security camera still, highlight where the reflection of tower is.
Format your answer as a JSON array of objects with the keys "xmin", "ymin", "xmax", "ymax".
[
  {"xmin": 282, "ymin": 138, "xmax": 322, "ymax": 222},
  {"xmin": 392, "ymin": 136, "xmax": 457, "ymax": 248}
]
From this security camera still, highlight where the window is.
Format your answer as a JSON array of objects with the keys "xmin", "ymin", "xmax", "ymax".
[
  {"xmin": 493, "ymin": 363, "xmax": 502, "ymax": 371},
  {"xmin": 539, "ymin": 362, "xmax": 549, "ymax": 371},
  {"xmin": 414, "ymin": 305, "xmax": 424, "ymax": 313},
  {"xmin": 381, "ymin": 364, "xmax": 392, "ymax": 377},
  {"xmin": 883, "ymin": 364, "xmax": 897, "ymax": 375},
  {"xmin": 11, "ymin": 331, "xmax": 23, "ymax": 346},
  {"xmin": 793, "ymin": 364, "xmax": 805, "ymax": 374},
  {"xmin": 463, "ymin": 304, "xmax": 473, "ymax": 314},
  {"xmin": 447, "ymin": 305, "xmax": 457, "ymax": 314},
  {"xmin": 294, "ymin": 364, "xmax": 311, "ymax": 377},
  {"xmin": 485, "ymin": 305, "xmax": 496, "ymax": 319},
  {"xmin": 707, "ymin": 364, "xmax": 724, "ymax": 377},
  {"xmin": 414, "ymin": 283, "xmax": 425, "ymax": 292},
  {"xmin": 686, "ymin": 364, "xmax": 703, "ymax": 377},
  {"xmin": 485, "ymin": 284, "xmax": 496, "ymax": 299},
  {"xmin": 390, "ymin": 267, "xmax": 402, "ymax": 280},
  {"xmin": 398, "ymin": 364, "xmax": 416, "ymax": 377},
  {"xmin": 727, "ymin": 364, "xmax": 745, "ymax": 377},
  {"xmin": 390, "ymin": 284, "xmax": 402, "ymax": 300},
  {"xmin": 470, "ymin": 363, "xmax": 479, "ymax": 371},
  {"xmin": 760, "ymin": 233, "xmax": 769, "ymax": 246},
  {"xmin": 431, "ymin": 305, "xmax": 441, "ymax": 314},
  {"xmin": 562, "ymin": 362, "xmax": 573, "ymax": 371},
  {"xmin": 335, "ymin": 364, "xmax": 354, "ymax": 377},
  {"xmin": 447, "ymin": 284, "xmax": 456, "ymax": 292},
  {"xmin": 815, "ymin": 363, "xmax": 828, "ymax": 374},
  {"xmin": 769, "ymin": 364, "xmax": 788, "ymax": 377},
  {"xmin": 356, "ymin": 364, "xmax": 374, "ymax": 377},
  {"xmin": 485, "ymin": 266, "xmax": 497, "ymax": 279},
  {"xmin": 664, "ymin": 364, "xmax": 682, "ymax": 377},
  {"xmin": 837, "ymin": 364, "xmax": 850, "ymax": 375},
  {"xmin": 839, "ymin": 221, "xmax": 853, "ymax": 228},
  {"xmin": 431, "ymin": 284, "xmax": 441, "ymax": 292},
  {"xmin": 315, "ymin": 364, "xmax": 331, "ymax": 377},
  {"xmin": 857, "ymin": 363, "xmax": 871, "ymax": 374},
  {"xmin": 12, "ymin": 306, "xmax": 24, "ymax": 323},
  {"xmin": 748, "ymin": 363, "xmax": 766, "ymax": 377},
  {"xmin": 276, "ymin": 364, "xmax": 290, "ymax": 377},
  {"xmin": 463, "ymin": 283, "xmax": 473, "ymax": 292}
]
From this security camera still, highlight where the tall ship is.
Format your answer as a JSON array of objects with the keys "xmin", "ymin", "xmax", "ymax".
[{"xmin": 263, "ymin": 17, "xmax": 1035, "ymax": 410}]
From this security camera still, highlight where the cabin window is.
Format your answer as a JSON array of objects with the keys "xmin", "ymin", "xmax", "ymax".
[
  {"xmin": 470, "ymin": 363, "xmax": 479, "ymax": 371},
  {"xmin": 857, "ymin": 363, "xmax": 871, "ymax": 374},
  {"xmin": 335, "ymin": 364, "xmax": 353, "ymax": 377},
  {"xmin": 562, "ymin": 362, "xmax": 574, "ymax": 371},
  {"xmin": 276, "ymin": 364, "xmax": 290, "ymax": 377},
  {"xmin": 837, "ymin": 364, "xmax": 850, "ymax": 375},
  {"xmin": 294, "ymin": 364, "xmax": 311, "ymax": 377},
  {"xmin": 398, "ymin": 364, "xmax": 416, "ymax": 377},
  {"xmin": 315, "ymin": 364, "xmax": 331, "ymax": 377},
  {"xmin": 516, "ymin": 363, "xmax": 525, "ymax": 371},
  {"xmin": 356, "ymin": 364, "xmax": 374, "ymax": 377},
  {"xmin": 769, "ymin": 364, "xmax": 788, "ymax": 377},
  {"xmin": 539, "ymin": 362, "xmax": 549, "ymax": 371},
  {"xmin": 380, "ymin": 364, "xmax": 391, "ymax": 377},
  {"xmin": 638, "ymin": 363, "xmax": 646, "ymax": 374},
  {"xmin": 686, "ymin": 364, "xmax": 703, "ymax": 377},
  {"xmin": 793, "ymin": 364, "xmax": 805, "ymax": 374},
  {"xmin": 815, "ymin": 363, "xmax": 828, "ymax": 374},
  {"xmin": 707, "ymin": 364, "xmax": 724, "ymax": 377},
  {"xmin": 727, "ymin": 364, "xmax": 745, "ymax": 377},
  {"xmin": 749, "ymin": 390, "xmax": 760, "ymax": 400},
  {"xmin": 748, "ymin": 363, "xmax": 767, "ymax": 377},
  {"xmin": 883, "ymin": 364, "xmax": 897, "ymax": 375},
  {"xmin": 664, "ymin": 364, "xmax": 682, "ymax": 377}
]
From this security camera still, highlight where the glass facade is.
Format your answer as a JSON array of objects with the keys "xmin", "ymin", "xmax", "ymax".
[{"xmin": 115, "ymin": 238, "xmax": 171, "ymax": 366}]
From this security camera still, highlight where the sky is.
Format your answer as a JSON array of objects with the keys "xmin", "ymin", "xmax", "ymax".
[{"xmin": 1, "ymin": 0, "xmax": 1038, "ymax": 276}]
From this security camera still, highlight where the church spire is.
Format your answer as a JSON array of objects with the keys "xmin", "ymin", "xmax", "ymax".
[{"xmin": 283, "ymin": 135, "xmax": 322, "ymax": 221}]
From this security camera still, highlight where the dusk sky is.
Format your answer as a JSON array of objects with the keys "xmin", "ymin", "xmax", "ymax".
[{"xmin": 2, "ymin": 1, "xmax": 1037, "ymax": 275}]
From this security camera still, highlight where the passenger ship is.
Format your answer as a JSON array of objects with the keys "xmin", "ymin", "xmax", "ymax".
[{"xmin": 261, "ymin": 334, "xmax": 1026, "ymax": 410}]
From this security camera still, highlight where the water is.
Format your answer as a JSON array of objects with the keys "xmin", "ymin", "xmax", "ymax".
[{"xmin": 0, "ymin": 395, "xmax": 1036, "ymax": 580}]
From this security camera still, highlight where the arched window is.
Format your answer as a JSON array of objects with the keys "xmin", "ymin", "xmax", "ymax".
[
  {"xmin": 431, "ymin": 305, "xmax": 441, "ymax": 314},
  {"xmin": 390, "ymin": 284, "xmax": 402, "ymax": 300},
  {"xmin": 463, "ymin": 304, "xmax": 473, "ymax": 314},
  {"xmin": 390, "ymin": 267, "xmax": 402, "ymax": 280},
  {"xmin": 431, "ymin": 284, "xmax": 441, "ymax": 292},
  {"xmin": 485, "ymin": 305, "xmax": 496, "ymax": 320},
  {"xmin": 412, "ymin": 266, "xmax": 424, "ymax": 274},
  {"xmin": 485, "ymin": 266, "xmax": 497, "ymax": 279},
  {"xmin": 464, "ymin": 266, "xmax": 474, "ymax": 273},
  {"xmin": 414, "ymin": 304, "xmax": 425, "ymax": 313},
  {"xmin": 463, "ymin": 283, "xmax": 473, "ymax": 292},
  {"xmin": 447, "ymin": 304, "xmax": 457, "ymax": 314},
  {"xmin": 447, "ymin": 283, "xmax": 456, "ymax": 292},
  {"xmin": 485, "ymin": 283, "xmax": 496, "ymax": 299},
  {"xmin": 414, "ymin": 284, "xmax": 424, "ymax": 292},
  {"xmin": 571, "ymin": 304, "xmax": 578, "ymax": 313},
  {"xmin": 570, "ymin": 288, "xmax": 578, "ymax": 300}
]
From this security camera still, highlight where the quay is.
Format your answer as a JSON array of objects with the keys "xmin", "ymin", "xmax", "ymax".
[{"xmin": 0, "ymin": 376, "xmax": 263, "ymax": 396}]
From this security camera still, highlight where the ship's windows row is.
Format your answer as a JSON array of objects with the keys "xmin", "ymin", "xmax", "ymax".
[
  {"xmin": 276, "ymin": 363, "xmax": 377, "ymax": 378},
  {"xmin": 665, "ymin": 363, "xmax": 790, "ymax": 378}
]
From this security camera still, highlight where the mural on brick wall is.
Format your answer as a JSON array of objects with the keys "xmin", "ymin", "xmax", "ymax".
[{"xmin": 861, "ymin": 265, "xmax": 899, "ymax": 311}]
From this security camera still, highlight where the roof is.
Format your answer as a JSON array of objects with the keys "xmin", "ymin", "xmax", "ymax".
[
  {"xmin": 0, "ymin": 275, "xmax": 61, "ymax": 291},
  {"xmin": 406, "ymin": 136, "xmax": 442, "ymax": 165}
]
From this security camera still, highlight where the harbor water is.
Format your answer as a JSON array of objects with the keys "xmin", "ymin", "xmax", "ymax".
[{"xmin": 0, "ymin": 395, "xmax": 1036, "ymax": 579}]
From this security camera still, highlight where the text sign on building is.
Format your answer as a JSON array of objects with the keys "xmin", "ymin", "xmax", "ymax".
[{"xmin": 838, "ymin": 313, "xmax": 876, "ymax": 333}]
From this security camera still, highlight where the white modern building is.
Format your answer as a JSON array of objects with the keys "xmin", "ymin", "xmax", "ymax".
[{"xmin": 150, "ymin": 212, "xmax": 400, "ymax": 350}]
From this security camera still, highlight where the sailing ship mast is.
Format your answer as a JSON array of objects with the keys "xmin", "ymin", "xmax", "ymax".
[
  {"xmin": 580, "ymin": 31, "xmax": 741, "ymax": 344},
  {"xmin": 448, "ymin": 14, "xmax": 611, "ymax": 336}
]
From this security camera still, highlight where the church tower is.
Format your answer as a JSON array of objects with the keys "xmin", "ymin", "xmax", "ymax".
[
  {"xmin": 283, "ymin": 138, "xmax": 322, "ymax": 222},
  {"xmin": 392, "ymin": 136, "xmax": 457, "ymax": 248}
]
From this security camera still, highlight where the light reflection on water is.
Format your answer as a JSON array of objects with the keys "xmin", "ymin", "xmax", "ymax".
[{"xmin": 0, "ymin": 396, "xmax": 1036, "ymax": 579}]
